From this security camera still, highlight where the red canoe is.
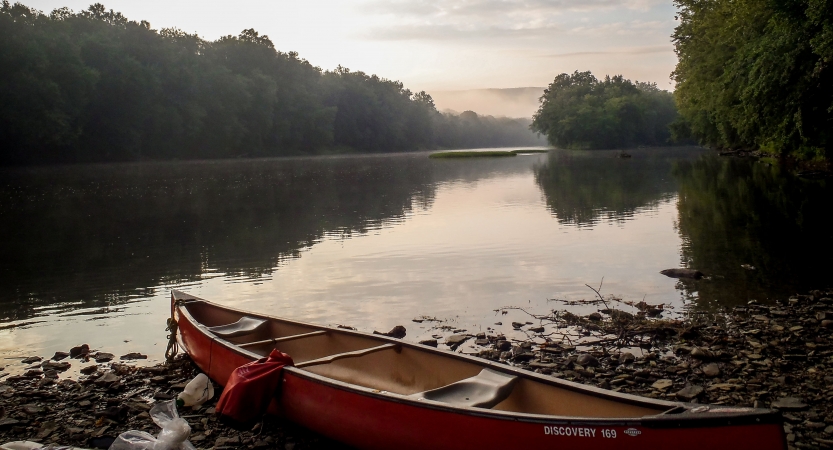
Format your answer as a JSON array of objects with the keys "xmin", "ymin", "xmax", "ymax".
[{"xmin": 171, "ymin": 290, "xmax": 786, "ymax": 450}]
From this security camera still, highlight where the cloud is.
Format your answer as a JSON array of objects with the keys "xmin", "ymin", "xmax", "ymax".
[
  {"xmin": 539, "ymin": 45, "xmax": 672, "ymax": 57},
  {"xmin": 356, "ymin": 0, "xmax": 673, "ymax": 41},
  {"xmin": 360, "ymin": 0, "xmax": 668, "ymax": 17}
]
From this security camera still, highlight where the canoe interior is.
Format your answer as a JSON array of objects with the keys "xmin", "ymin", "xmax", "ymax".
[{"xmin": 182, "ymin": 299, "xmax": 669, "ymax": 418}]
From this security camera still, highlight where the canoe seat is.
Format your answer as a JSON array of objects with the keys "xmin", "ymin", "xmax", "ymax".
[
  {"xmin": 413, "ymin": 368, "xmax": 517, "ymax": 409},
  {"xmin": 207, "ymin": 316, "xmax": 268, "ymax": 338}
]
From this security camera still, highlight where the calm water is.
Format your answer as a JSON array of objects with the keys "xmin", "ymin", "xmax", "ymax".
[{"xmin": 1, "ymin": 148, "xmax": 831, "ymax": 372}]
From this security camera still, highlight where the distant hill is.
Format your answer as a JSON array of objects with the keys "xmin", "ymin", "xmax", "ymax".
[{"xmin": 428, "ymin": 87, "xmax": 545, "ymax": 119}]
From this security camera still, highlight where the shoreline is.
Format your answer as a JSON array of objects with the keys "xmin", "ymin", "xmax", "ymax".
[{"xmin": 1, "ymin": 290, "xmax": 831, "ymax": 449}]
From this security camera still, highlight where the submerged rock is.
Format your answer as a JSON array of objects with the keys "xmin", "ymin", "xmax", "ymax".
[
  {"xmin": 374, "ymin": 325, "xmax": 406, "ymax": 339},
  {"xmin": 660, "ymin": 268, "xmax": 704, "ymax": 279}
]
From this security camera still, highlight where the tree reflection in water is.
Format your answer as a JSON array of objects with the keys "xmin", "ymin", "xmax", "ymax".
[
  {"xmin": 673, "ymin": 155, "xmax": 833, "ymax": 307},
  {"xmin": 0, "ymin": 157, "xmax": 436, "ymax": 321}
]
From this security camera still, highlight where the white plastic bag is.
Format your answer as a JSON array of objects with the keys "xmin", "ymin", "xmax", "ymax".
[
  {"xmin": 108, "ymin": 401, "xmax": 195, "ymax": 450},
  {"xmin": 176, "ymin": 373, "xmax": 214, "ymax": 408}
]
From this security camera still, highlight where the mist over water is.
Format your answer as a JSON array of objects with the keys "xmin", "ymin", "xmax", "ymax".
[{"xmin": 1, "ymin": 147, "xmax": 830, "ymax": 372}]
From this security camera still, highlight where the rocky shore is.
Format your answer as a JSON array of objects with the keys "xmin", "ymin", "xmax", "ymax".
[
  {"xmin": 462, "ymin": 289, "xmax": 833, "ymax": 449},
  {"xmin": 1, "ymin": 289, "xmax": 831, "ymax": 449}
]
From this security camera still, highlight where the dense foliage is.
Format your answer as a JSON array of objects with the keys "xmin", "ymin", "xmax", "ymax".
[
  {"xmin": 672, "ymin": 0, "xmax": 833, "ymax": 159},
  {"xmin": 0, "ymin": 3, "xmax": 543, "ymax": 165},
  {"xmin": 530, "ymin": 71, "xmax": 678, "ymax": 149}
]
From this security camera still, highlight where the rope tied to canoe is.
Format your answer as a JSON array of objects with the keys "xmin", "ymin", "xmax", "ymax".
[{"xmin": 165, "ymin": 316, "xmax": 179, "ymax": 362}]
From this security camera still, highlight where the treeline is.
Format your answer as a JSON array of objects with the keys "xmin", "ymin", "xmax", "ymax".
[
  {"xmin": 672, "ymin": 0, "xmax": 832, "ymax": 159},
  {"xmin": 531, "ymin": 71, "xmax": 679, "ymax": 149},
  {"xmin": 0, "ymin": 3, "xmax": 543, "ymax": 165}
]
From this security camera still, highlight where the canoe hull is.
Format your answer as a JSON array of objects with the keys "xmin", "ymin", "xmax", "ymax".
[{"xmin": 174, "ymin": 294, "xmax": 786, "ymax": 450}]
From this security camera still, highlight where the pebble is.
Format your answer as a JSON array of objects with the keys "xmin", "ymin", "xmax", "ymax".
[
  {"xmin": 418, "ymin": 339, "xmax": 438, "ymax": 347},
  {"xmin": 119, "ymin": 352, "xmax": 147, "ymax": 360}
]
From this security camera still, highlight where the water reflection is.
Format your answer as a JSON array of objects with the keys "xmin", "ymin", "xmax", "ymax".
[
  {"xmin": 673, "ymin": 155, "xmax": 833, "ymax": 307},
  {"xmin": 2, "ymin": 148, "xmax": 831, "ymax": 364},
  {"xmin": 0, "ymin": 156, "xmax": 436, "ymax": 321},
  {"xmin": 533, "ymin": 148, "xmax": 700, "ymax": 226}
]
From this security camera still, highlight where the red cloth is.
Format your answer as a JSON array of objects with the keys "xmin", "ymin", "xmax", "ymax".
[{"xmin": 215, "ymin": 349, "xmax": 294, "ymax": 430}]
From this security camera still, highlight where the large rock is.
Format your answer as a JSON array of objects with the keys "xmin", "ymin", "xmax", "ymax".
[
  {"xmin": 445, "ymin": 335, "xmax": 471, "ymax": 348},
  {"xmin": 374, "ymin": 325, "xmax": 406, "ymax": 339},
  {"xmin": 675, "ymin": 385, "xmax": 704, "ymax": 401},
  {"xmin": 660, "ymin": 268, "xmax": 704, "ymax": 279},
  {"xmin": 652, "ymin": 379, "xmax": 674, "ymax": 390},
  {"xmin": 690, "ymin": 347, "xmax": 714, "ymax": 360},
  {"xmin": 618, "ymin": 352, "xmax": 636, "ymax": 364},
  {"xmin": 701, "ymin": 363, "xmax": 720, "ymax": 377},
  {"xmin": 771, "ymin": 397, "xmax": 809, "ymax": 411},
  {"xmin": 576, "ymin": 353, "xmax": 600, "ymax": 367},
  {"xmin": 69, "ymin": 344, "xmax": 90, "ymax": 358}
]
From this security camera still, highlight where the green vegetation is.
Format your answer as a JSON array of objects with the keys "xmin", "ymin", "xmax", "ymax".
[
  {"xmin": 531, "ymin": 71, "xmax": 678, "ymax": 149},
  {"xmin": 672, "ymin": 0, "xmax": 832, "ymax": 160},
  {"xmin": 0, "ymin": 2, "xmax": 543, "ymax": 165},
  {"xmin": 429, "ymin": 151, "xmax": 517, "ymax": 158}
]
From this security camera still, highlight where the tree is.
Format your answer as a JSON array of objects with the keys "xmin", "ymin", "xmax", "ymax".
[
  {"xmin": 671, "ymin": 0, "xmax": 832, "ymax": 159},
  {"xmin": 531, "ymin": 71, "xmax": 678, "ymax": 149}
]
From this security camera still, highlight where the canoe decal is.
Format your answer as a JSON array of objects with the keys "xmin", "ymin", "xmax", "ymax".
[
  {"xmin": 543, "ymin": 426, "xmax": 601, "ymax": 437},
  {"xmin": 624, "ymin": 428, "xmax": 642, "ymax": 437}
]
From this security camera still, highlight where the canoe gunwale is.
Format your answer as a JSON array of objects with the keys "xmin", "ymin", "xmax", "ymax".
[{"xmin": 171, "ymin": 290, "xmax": 783, "ymax": 429}]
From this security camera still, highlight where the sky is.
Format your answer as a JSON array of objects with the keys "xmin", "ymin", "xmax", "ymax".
[{"xmin": 24, "ymin": 0, "xmax": 680, "ymax": 96}]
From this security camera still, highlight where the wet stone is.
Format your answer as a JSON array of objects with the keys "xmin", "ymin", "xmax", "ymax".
[
  {"xmin": 95, "ymin": 353, "xmax": 115, "ymax": 363},
  {"xmin": 42, "ymin": 361, "xmax": 71, "ymax": 371},
  {"xmin": 51, "ymin": 351, "xmax": 69, "ymax": 361},
  {"xmin": 119, "ymin": 352, "xmax": 147, "ymax": 361},
  {"xmin": 80, "ymin": 364, "xmax": 99, "ymax": 375},
  {"xmin": 70, "ymin": 344, "xmax": 90, "ymax": 358},
  {"xmin": 21, "ymin": 356, "xmax": 42, "ymax": 364}
]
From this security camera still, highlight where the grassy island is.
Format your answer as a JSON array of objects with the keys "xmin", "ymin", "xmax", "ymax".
[
  {"xmin": 510, "ymin": 149, "xmax": 550, "ymax": 154},
  {"xmin": 429, "ymin": 151, "xmax": 517, "ymax": 158}
]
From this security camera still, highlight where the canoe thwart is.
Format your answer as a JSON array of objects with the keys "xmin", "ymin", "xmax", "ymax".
[
  {"xmin": 412, "ymin": 368, "xmax": 518, "ymax": 408},
  {"xmin": 207, "ymin": 316, "xmax": 268, "ymax": 338},
  {"xmin": 296, "ymin": 343, "xmax": 401, "ymax": 369},
  {"xmin": 239, "ymin": 330, "xmax": 328, "ymax": 348}
]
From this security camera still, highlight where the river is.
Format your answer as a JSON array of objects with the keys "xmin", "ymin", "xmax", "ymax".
[{"xmin": 1, "ymin": 147, "xmax": 830, "ymax": 372}]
